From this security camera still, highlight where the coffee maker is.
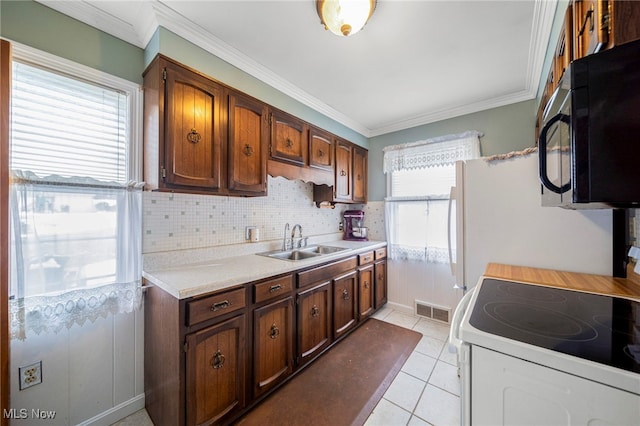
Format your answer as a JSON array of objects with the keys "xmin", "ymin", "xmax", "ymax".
[{"xmin": 343, "ymin": 210, "xmax": 368, "ymax": 241}]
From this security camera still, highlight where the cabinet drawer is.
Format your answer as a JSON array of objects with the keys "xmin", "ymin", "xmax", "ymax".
[
  {"xmin": 254, "ymin": 275, "xmax": 293, "ymax": 304},
  {"xmin": 358, "ymin": 251, "xmax": 374, "ymax": 265},
  {"xmin": 374, "ymin": 247, "xmax": 387, "ymax": 260},
  {"xmin": 187, "ymin": 288, "xmax": 246, "ymax": 326},
  {"xmin": 297, "ymin": 257, "xmax": 357, "ymax": 288}
]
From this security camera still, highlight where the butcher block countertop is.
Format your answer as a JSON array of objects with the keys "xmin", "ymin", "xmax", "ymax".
[{"xmin": 484, "ymin": 263, "xmax": 640, "ymax": 300}]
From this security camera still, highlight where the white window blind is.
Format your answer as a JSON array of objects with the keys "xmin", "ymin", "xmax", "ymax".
[
  {"xmin": 9, "ymin": 47, "xmax": 143, "ymax": 340},
  {"xmin": 11, "ymin": 61, "xmax": 128, "ymax": 183}
]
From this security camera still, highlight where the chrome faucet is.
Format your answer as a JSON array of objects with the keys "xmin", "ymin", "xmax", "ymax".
[
  {"xmin": 291, "ymin": 224, "xmax": 307, "ymax": 248},
  {"xmin": 282, "ymin": 223, "xmax": 291, "ymax": 251}
]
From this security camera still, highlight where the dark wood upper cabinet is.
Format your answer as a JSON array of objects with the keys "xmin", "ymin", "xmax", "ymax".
[
  {"xmin": 573, "ymin": 0, "xmax": 608, "ymax": 59},
  {"xmin": 352, "ymin": 145, "xmax": 368, "ymax": 203},
  {"xmin": 312, "ymin": 137, "xmax": 368, "ymax": 205},
  {"xmin": 308, "ymin": 126, "xmax": 334, "ymax": 172},
  {"xmin": 334, "ymin": 139, "xmax": 353, "ymax": 202},
  {"xmin": 269, "ymin": 109, "xmax": 308, "ymax": 167},
  {"xmin": 227, "ymin": 90, "xmax": 269, "ymax": 196},
  {"xmin": 573, "ymin": 0, "xmax": 640, "ymax": 60},
  {"xmin": 163, "ymin": 61, "xmax": 224, "ymax": 190}
]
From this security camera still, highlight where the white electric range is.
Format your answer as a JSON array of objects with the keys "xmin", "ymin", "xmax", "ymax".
[{"xmin": 450, "ymin": 277, "xmax": 640, "ymax": 425}]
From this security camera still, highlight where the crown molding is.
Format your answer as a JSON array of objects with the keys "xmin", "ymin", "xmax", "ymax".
[{"xmin": 369, "ymin": 90, "xmax": 536, "ymax": 137}]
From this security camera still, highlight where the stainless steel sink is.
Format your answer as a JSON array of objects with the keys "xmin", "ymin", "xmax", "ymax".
[
  {"xmin": 266, "ymin": 250, "xmax": 320, "ymax": 261},
  {"xmin": 258, "ymin": 245, "xmax": 350, "ymax": 261},
  {"xmin": 300, "ymin": 245, "xmax": 349, "ymax": 255}
]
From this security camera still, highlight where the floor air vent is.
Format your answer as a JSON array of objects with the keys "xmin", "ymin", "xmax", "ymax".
[{"xmin": 415, "ymin": 300, "xmax": 451, "ymax": 324}]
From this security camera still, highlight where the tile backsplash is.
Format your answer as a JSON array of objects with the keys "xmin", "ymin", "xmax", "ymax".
[{"xmin": 143, "ymin": 176, "xmax": 386, "ymax": 254}]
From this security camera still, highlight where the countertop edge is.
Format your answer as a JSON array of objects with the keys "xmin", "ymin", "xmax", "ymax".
[{"xmin": 143, "ymin": 240, "xmax": 387, "ymax": 299}]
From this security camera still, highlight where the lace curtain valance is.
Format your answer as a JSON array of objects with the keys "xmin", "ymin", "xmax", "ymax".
[{"xmin": 383, "ymin": 130, "xmax": 482, "ymax": 173}]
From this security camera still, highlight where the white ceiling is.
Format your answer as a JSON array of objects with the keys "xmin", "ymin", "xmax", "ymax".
[{"xmin": 38, "ymin": 0, "xmax": 557, "ymax": 137}]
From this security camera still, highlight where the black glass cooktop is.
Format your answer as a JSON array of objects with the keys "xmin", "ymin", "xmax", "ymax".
[{"xmin": 469, "ymin": 279, "xmax": 640, "ymax": 374}]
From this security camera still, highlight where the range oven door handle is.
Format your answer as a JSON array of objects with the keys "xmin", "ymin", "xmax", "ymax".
[
  {"xmin": 538, "ymin": 112, "xmax": 572, "ymax": 194},
  {"xmin": 448, "ymin": 288, "xmax": 475, "ymax": 354}
]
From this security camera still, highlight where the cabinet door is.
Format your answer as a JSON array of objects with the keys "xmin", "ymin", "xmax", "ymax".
[
  {"xmin": 164, "ymin": 63, "xmax": 224, "ymax": 190},
  {"xmin": 553, "ymin": 4, "xmax": 573, "ymax": 84},
  {"xmin": 333, "ymin": 270, "xmax": 358, "ymax": 339},
  {"xmin": 374, "ymin": 260, "xmax": 387, "ymax": 309},
  {"xmin": 253, "ymin": 297, "xmax": 294, "ymax": 398},
  {"xmin": 228, "ymin": 91, "xmax": 269, "ymax": 195},
  {"xmin": 309, "ymin": 126, "xmax": 333, "ymax": 171},
  {"xmin": 358, "ymin": 265, "xmax": 374, "ymax": 319},
  {"xmin": 334, "ymin": 139, "xmax": 353, "ymax": 202},
  {"xmin": 297, "ymin": 281, "xmax": 332, "ymax": 366},
  {"xmin": 352, "ymin": 145, "xmax": 367, "ymax": 203},
  {"xmin": 185, "ymin": 315, "xmax": 246, "ymax": 426},
  {"xmin": 270, "ymin": 109, "xmax": 307, "ymax": 167},
  {"xmin": 573, "ymin": 0, "xmax": 608, "ymax": 60}
]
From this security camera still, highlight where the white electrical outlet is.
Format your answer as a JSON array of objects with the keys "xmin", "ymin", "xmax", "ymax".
[{"xmin": 19, "ymin": 361, "xmax": 42, "ymax": 390}]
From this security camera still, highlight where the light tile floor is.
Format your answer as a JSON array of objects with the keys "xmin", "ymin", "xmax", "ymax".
[{"xmin": 112, "ymin": 308, "xmax": 460, "ymax": 426}]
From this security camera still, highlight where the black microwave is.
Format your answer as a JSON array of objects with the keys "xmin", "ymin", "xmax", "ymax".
[{"xmin": 538, "ymin": 38, "xmax": 640, "ymax": 208}]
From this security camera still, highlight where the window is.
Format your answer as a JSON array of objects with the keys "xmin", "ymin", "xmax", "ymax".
[
  {"xmin": 384, "ymin": 132, "xmax": 481, "ymax": 262},
  {"xmin": 9, "ymin": 44, "xmax": 143, "ymax": 339}
]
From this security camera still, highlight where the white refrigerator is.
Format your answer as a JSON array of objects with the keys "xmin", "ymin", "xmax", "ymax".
[{"xmin": 452, "ymin": 152, "xmax": 613, "ymax": 293}]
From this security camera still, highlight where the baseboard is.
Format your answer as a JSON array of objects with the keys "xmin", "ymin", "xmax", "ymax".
[
  {"xmin": 385, "ymin": 301, "xmax": 414, "ymax": 316},
  {"xmin": 77, "ymin": 393, "xmax": 145, "ymax": 426}
]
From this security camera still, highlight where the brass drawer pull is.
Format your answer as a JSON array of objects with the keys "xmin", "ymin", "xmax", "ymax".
[
  {"xmin": 211, "ymin": 350, "xmax": 225, "ymax": 369},
  {"xmin": 269, "ymin": 284, "xmax": 282, "ymax": 293},
  {"xmin": 311, "ymin": 305, "xmax": 320, "ymax": 318},
  {"xmin": 211, "ymin": 300, "xmax": 230, "ymax": 311},
  {"xmin": 269, "ymin": 323, "xmax": 280, "ymax": 339}
]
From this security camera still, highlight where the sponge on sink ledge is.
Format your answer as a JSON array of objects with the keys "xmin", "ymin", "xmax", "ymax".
[{"xmin": 627, "ymin": 246, "xmax": 640, "ymax": 274}]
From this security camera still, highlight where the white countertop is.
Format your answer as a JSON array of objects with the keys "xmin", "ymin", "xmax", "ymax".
[{"xmin": 142, "ymin": 240, "xmax": 386, "ymax": 299}]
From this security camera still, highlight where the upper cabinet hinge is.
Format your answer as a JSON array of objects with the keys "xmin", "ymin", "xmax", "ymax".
[
  {"xmin": 162, "ymin": 68, "xmax": 167, "ymax": 81},
  {"xmin": 269, "ymin": 114, "xmax": 273, "ymax": 126},
  {"xmin": 161, "ymin": 167, "xmax": 167, "ymax": 179},
  {"xmin": 184, "ymin": 341, "xmax": 189, "ymax": 352}
]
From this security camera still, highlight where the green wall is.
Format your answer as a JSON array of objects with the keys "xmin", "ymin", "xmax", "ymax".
[
  {"xmin": 367, "ymin": 99, "xmax": 537, "ymax": 201},
  {"xmin": 0, "ymin": 0, "xmax": 144, "ymax": 83}
]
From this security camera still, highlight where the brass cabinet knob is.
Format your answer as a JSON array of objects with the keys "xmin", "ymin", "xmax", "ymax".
[
  {"xmin": 269, "ymin": 323, "xmax": 280, "ymax": 339},
  {"xmin": 211, "ymin": 350, "xmax": 225, "ymax": 369}
]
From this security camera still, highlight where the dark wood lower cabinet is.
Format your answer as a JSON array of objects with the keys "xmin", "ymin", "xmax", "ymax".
[
  {"xmin": 374, "ymin": 259, "xmax": 387, "ymax": 308},
  {"xmin": 358, "ymin": 264, "xmax": 374, "ymax": 320},
  {"xmin": 252, "ymin": 297, "xmax": 294, "ymax": 398},
  {"xmin": 186, "ymin": 315, "xmax": 246, "ymax": 426},
  {"xmin": 333, "ymin": 270, "xmax": 358, "ymax": 339},
  {"xmin": 145, "ymin": 250, "xmax": 387, "ymax": 426},
  {"xmin": 297, "ymin": 281, "xmax": 332, "ymax": 366}
]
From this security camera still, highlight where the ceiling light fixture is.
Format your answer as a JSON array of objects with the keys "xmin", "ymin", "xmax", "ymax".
[{"xmin": 316, "ymin": 0, "xmax": 377, "ymax": 37}]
